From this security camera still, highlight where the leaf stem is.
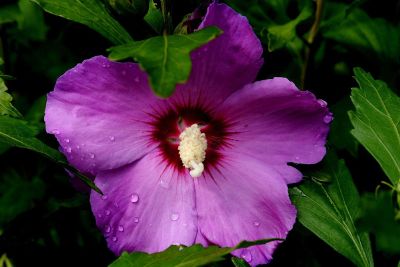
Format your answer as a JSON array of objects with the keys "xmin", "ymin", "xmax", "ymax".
[{"xmin": 301, "ymin": 0, "xmax": 324, "ymax": 89}]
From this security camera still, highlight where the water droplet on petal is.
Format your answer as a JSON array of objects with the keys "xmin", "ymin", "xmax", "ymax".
[
  {"xmin": 76, "ymin": 145, "xmax": 80, "ymax": 149},
  {"xmin": 65, "ymin": 147, "xmax": 72, "ymax": 153},
  {"xmin": 112, "ymin": 236, "xmax": 118, "ymax": 242},
  {"xmin": 324, "ymin": 115, "xmax": 333, "ymax": 123},
  {"xmin": 170, "ymin": 213, "xmax": 179, "ymax": 221},
  {"xmin": 133, "ymin": 217, "xmax": 139, "ymax": 223},
  {"xmin": 159, "ymin": 180, "xmax": 169, "ymax": 189},
  {"xmin": 134, "ymin": 77, "xmax": 140, "ymax": 82},
  {"xmin": 98, "ymin": 214, "xmax": 103, "ymax": 219},
  {"xmin": 105, "ymin": 210, "xmax": 111, "ymax": 216},
  {"xmin": 253, "ymin": 221, "xmax": 260, "ymax": 227},
  {"xmin": 130, "ymin": 194, "xmax": 139, "ymax": 203},
  {"xmin": 89, "ymin": 153, "xmax": 95, "ymax": 159},
  {"xmin": 109, "ymin": 136, "xmax": 115, "ymax": 141},
  {"xmin": 105, "ymin": 225, "xmax": 111, "ymax": 233},
  {"xmin": 241, "ymin": 250, "xmax": 252, "ymax": 262},
  {"xmin": 65, "ymin": 138, "xmax": 70, "ymax": 143},
  {"xmin": 51, "ymin": 129, "xmax": 60, "ymax": 135},
  {"xmin": 295, "ymin": 156, "xmax": 300, "ymax": 161},
  {"xmin": 118, "ymin": 225, "xmax": 124, "ymax": 232},
  {"xmin": 318, "ymin": 99, "xmax": 327, "ymax": 107},
  {"xmin": 101, "ymin": 195, "xmax": 108, "ymax": 200}
]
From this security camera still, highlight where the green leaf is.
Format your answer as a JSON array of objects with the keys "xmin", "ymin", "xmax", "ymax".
[
  {"xmin": 0, "ymin": 78, "xmax": 22, "ymax": 118},
  {"xmin": 0, "ymin": 4, "xmax": 20, "ymax": 24},
  {"xmin": 321, "ymin": 3, "xmax": 400, "ymax": 63},
  {"xmin": 291, "ymin": 152, "xmax": 374, "ymax": 267},
  {"xmin": 329, "ymin": 97, "xmax": 359, "ymax": 157},
  {"xmin": 144, "ymin": 0, "xmax": 163, "ymax": 34},
  {"xmin": 349, "ymin": 68, "xmax": 400, "ymax": 185},
  {"xmin": 109, "ymin": 239, "xmax": 280, "ymax": 267},
  {"xmin": 231, "ymin": 257, "xmax": 249, "ymax": 267},
  {"xmin": 17, "ymin": 0, "xmax": 48, "ymax": 41},
  {"xmin": 0, "ymin": 170, "xmax": 45, "ymax": 227},
  {"xmin": 266, "ymin": 3, "xmax": 312, "ymax": 52},
  {"xmin": 357, "ymin": 192, "xmax": 400, "ymax": 253},
  {"xmin": 32, "ymin": 0, "xmax": 133, "ymax": 45},
  {"xmin": 109, "ymin": 26, "xmax": 222, "ymax": 97},
  {"xmin": 0, "ymin": 115, "xmax": 101, "ymax": 194}
]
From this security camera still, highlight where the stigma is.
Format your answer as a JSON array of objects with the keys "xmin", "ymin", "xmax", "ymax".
[{"xmin": 178, "ymin": 124, "xmax": 207, "ymax": 178}]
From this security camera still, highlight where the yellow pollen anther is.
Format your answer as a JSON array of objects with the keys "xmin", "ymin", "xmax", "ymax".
[{"xmin": 178, "ymin": 124, "xmax": 207, "ymax": 178}]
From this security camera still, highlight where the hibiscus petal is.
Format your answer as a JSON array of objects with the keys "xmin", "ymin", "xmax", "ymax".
[
  {"xmin": 219, "ymin": 78, "xmax": 331, "ymax": 183},
  {"xmin": 45, "ymin": 56, "xmax": 161, "ymax": 174},
  {"xmin": 90, "ymin": 152, "xmax": 197, "ymax": 254},
  {"xmin": 195, "ymin": 153, "xmax": 296, "ymax": 266},
  {"xmin": 172, "ymin": 3, "xmax": 263, "ymax": 106}
]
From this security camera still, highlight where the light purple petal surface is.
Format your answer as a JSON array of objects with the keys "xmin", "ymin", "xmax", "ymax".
[
  {"xmin": 171, "ymin": 3, "xmax": 263, "ymax": 107},
  {"xmin": 195, "ymin": 152, "xmax": 297, "ymax": 266},
  {"xmin": 90, "ymin": 152, "xmax": 198, "ymax": 254},
  {"xmin": 45, "ymin": 56, "xmax": 162, "ymax": 174},
  {"xmin": 219, "ymin": 78, "xmax": 332, "ymax": 184}
]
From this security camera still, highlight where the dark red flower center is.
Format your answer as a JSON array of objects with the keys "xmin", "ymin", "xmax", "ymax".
[{"xmin": 151, "ymin": 106, "xmax": 231, "ymax": 174}]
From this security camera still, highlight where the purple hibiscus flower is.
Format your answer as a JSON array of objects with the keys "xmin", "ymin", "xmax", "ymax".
[{"xmin": 44, "ymin": 3, "xmax": 331, "ymax": 266}]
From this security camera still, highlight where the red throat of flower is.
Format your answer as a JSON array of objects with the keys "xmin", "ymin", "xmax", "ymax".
[{"xmin": 150, "ymin": 105, "xmax": 232, "ymax": 176}]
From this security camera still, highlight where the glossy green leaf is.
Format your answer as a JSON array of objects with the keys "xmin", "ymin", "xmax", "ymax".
[
  {"xmin": 357, "ymin": 192, "xmax": 400, "ymax": 253},
  {"xmin": 349, "ymin": 68, "xmax": 400, "ymax": 185},
  {"xmin": 231, "ymin": 257, "xmax": 249, "ymax": 267},
  {"xmin": 32, "ymin": 0, "xmax": 133, "ymax": 45},
  {"xmin": 321, "ymin": 3, "xmax": 400, "ymax": 63},
  {"xmin": 0, "ymin": 79, "xmax": 22, "ymax": 118},
  {"xmin": 291, "ymin": 152, "xmax": 374, "ymax": 267},
  {"xmin": 0, "ymin": 170, "xmax": 45, "ymax": 227},
  {"xmin": 109, "ymin": 239, "xmax": 280, "ymax": 267},
  {"xmin": 109, "ymin": 26, "xmax": 222, "ymax": 97},
  {"xmin": 0, "ymin": 115, "xmax": 101, "ymax": 193}
]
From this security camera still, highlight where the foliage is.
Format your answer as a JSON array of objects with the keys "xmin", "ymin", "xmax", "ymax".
[{"xmin": 0, "ymin": 0, "xmax": 399, "ymax": 266}]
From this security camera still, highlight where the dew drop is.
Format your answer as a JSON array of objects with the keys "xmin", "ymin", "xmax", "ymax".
[
  {"xmin": 105, "ymin": 210, "xmax": 111, "ymax": 216},
  {"xmin": 133, "ymin": 217, "xmax": 139, "ymax": 223},
  {"xmin": 109, "ymin": 136, "xmax": 115, "ymax": 141},
  {"xmin": 170, "ymin": 213, "xmax": 179, "ymax": 221},
  {"xmin": 65, "ymin": 138, "xmax": 70, "ymax": 143},
  {"xmin": 323, "ymin": 115, "xmax": 333, "ymax": 123},
  {"xmin": 318, "ymin": 99, "xmax": 327, "ymax": 107},
  {"xmin": 89, "ymin": 153, "xmax": 95, "ymax": 159},
  {"xmin": 112, "ymin": 236, "xmax": 118, "ymax": 242},
  {"xmin": 65, "ymin": 147, "xmax": 72, "ymax": 153},
  {"xmin": 241, "ymin": 250, "xmax": 252, "ymax": 262},
  {"xmin": 76, "ymin": 145, "xmax": 80, "ymax": 149},
  {"xmin": 98, "ymin": 214, "xmax": 103, "ymax": 219},
  {"xmin": 134, "ymin": 77, "xmax": 140, "ymax": 82},
  {"xmin": 118, "ymin": 225, "xmax": 124, "ymax": 232},
  {"xmin": 295, "ymin": 156, "xmax": 300, "ymax": 161},
  {"xmin": 159, "ymin": 180, "xmax": 169, "ymax": 189},
  {"xmin": 130, "ymin": 194, "xmax": 139, "ymax": 203},
  {"xmin": 105, "ymin": 225, "xmax": 111, "ymax": 233},
  {"xmin": 101, "ymin": 194, "xmax": 108, "ymax": 200},
  {"xmin": 51, "ymin": 129, "xmax": 60, "ymax": 135},
  {"xmin": 178, "ymin": 246, "xmax": 184, "ymax": 251},
  {"xmin": 253, "ymin": 221, "xmax": 260, "ymax": 227}
]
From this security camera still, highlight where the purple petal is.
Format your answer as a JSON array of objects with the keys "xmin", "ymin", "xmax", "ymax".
[
  {"xmin": 195, "ymin": 153, "xmax": 297, "ymax": 266},
  {"xmin": 90, "ymin": 152, "xmax": 197, "ymax": 254},
  {"xmin": 171, "ymin": 3, "xmax": 263, "ymax": 106},
  {"xmin": 219, "ymin": 78, "xmax": 331, "ymax": 183},
  {"xmin": 45, "ymin": 56, "xmax": 162, "ymax": 174}
]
